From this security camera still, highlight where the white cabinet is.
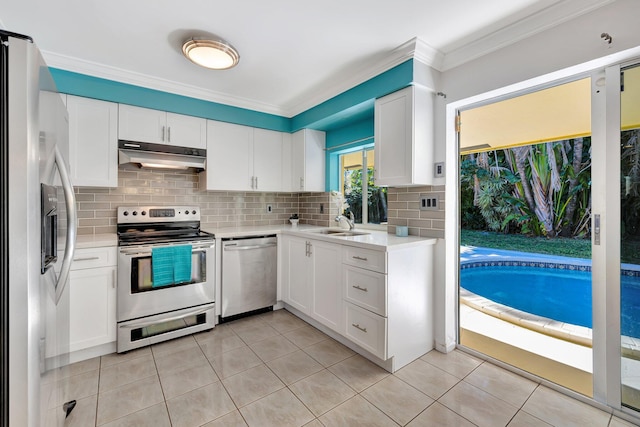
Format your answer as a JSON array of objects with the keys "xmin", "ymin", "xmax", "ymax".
[
  {"xmin": 202, "ymin": 120, "xmax": 253, "ymax": 191},
  {"xmin": 201, "ymin": 120, "xmax": 288, "ymax": 191},
  {"xmin": 281, "ymin": 234, "xmax": 434, "ymax": 372},
  {"xmin": 281, "ymin": 236, "xmax": 343, "ymax": 332},
  {"xmin": 342, "ymin": 243, "xmax": 433, "ymax": 371},
  {"xmin": 118, "ymin": 104, "xmax": 206, "ymax": 149},
  {"xmin": 291, "ymin": 129, "xmax": 325, "ymax": 192},
  {"xmin": 47, "ymin": 246, "xmax": 117, "ymax": 360},
  {"xmin": 374, "ymin": 85, "xmax": 434, "ymax": 186},
  {"xmin": 281, "ymin": 236, "xmax": 311, "ymax": 313},
  {"xmin": 309, "ymin": 240, "xmax": 343, "ymax": 331},
  {"xmin": 66, "ymin": 95, "xmax": 118, "ymax": 187},
  {"xmin": 254, "ymin": 128, "xmax": 286, "ymax": 191},
  {"xmin": 68, "ymin": 247, "xmax": 117, "ymax": 354}
]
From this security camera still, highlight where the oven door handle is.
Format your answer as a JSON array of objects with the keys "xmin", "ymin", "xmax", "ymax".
[
  {"xmin": 119, "ymin": 246, "xmax": 211, "ymax": 257},
  {"xmin": 118, "ymin": 306, "xmax": 210, "ymax": 329}
]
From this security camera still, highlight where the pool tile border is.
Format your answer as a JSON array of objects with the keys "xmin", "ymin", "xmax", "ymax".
[{"xmin": 461, "ymin": 260, "xmax": 593, "ymax": 272}]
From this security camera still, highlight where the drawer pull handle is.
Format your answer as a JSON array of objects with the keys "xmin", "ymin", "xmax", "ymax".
[
  {"xmin": 73, "ymin": 256, "xmax": 100, "ymax": 262},
  {"xmin": 352, "ymin": 323, "xmax": 367, "ymax": 333},
  {"xmin": 352, "ymin": 285, "xmax": 368, "ymax": 292},
  {"xmin": 352, "ymin": 256, "xmax": 368, "ymax": 261}
]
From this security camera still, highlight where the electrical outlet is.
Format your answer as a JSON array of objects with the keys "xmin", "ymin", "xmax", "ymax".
[
  {"xmin": 420, "ymin": 194, "xmax": 439, "ymax": 211},
  {"xmin": 434, "ymin": 162, "xmax": 445, "ymax": 178},
  {"xmin": 266, "ymin": 204, "xmax": 273, "ymax": 213}
]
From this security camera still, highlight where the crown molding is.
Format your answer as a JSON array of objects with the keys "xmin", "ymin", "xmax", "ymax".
[
  {"xmin": 281, "ymin": 37, "xmax": 443, "ymax": 116},
  {"xmin": 440, "ymin": 0, "xmax": 615, "ymax": 71},
  {"xmin": 42, "ymin": 50, "xmax": 287, "ymax": 116}
]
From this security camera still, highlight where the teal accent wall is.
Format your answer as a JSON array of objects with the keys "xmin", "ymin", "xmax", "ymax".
[
  {"xmin": 50, "ymin": 69, "xmax": 291, "ymax": 132},
  {"xmin": 291, "ymin": 59, "xmax": 413, "ymax": 132}
]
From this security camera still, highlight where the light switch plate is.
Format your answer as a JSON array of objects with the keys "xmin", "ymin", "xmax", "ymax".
[{"xmin": 434, "ymin": 162, "xmax": 445, "ymax": 178}]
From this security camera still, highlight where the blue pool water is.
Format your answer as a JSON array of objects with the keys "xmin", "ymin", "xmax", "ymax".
[{"xmin": 460, "ymin": 265, "xmax": 640, "ymax": 339}]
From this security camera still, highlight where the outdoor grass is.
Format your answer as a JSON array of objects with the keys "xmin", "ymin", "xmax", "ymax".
[
  {"xmin": 462, "ymin": 229, "xmax": 640, "ymax": 264},
  {"xmin": 461, "ymin": 229, "xmax": 592, "ymax": 259}
]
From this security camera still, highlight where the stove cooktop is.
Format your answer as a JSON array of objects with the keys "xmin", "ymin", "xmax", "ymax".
[{"xmin": 116, "ymin": 205, "xmax": 213, "ymax": 246}]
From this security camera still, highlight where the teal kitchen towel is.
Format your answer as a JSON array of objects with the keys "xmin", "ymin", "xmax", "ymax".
[
  {"xmin": 173, "ymin": 245, "xmax": 193, "ymax": 284},
  {"xmin": 152, "ymin": 246, "xmax": 175, "ymax": 287}
]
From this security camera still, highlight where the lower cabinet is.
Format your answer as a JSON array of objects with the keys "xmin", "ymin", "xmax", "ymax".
[
  {"xmin": 48, "ymin": 246, "xmax": 117, "ymax": 359},
  {"xmin": 282, "ymin": 236, "xmax": 311, "ymax": 313},
  {"xmin": 309, "ymin": 240, "xmax": 343, "ymax": 331},
  {"xmin": 281, "ymin": 234, "xmax": 434, "ymax": 372},
  {"xmin": 68, "ymin": 265, "xmax": 116, "ymax": 352},
  {"xmin": 281, "ymin": 236, "xmax": 343, "ymax": 333}
]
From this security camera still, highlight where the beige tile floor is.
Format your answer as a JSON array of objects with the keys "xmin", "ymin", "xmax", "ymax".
[{"xmin": 51, "ymin": 309, "xmax": 640, "ymax": 427}]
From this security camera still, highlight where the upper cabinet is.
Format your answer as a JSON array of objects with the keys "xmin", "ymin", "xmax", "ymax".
[
  {"xmin": 66, "ymin": 95, "xmax": 118, "ymax": 187},
  {"xmin": 118, "ymin": 104, "xmax": 206, "ymax": 149},
  {"xmin": 200, "ymin": 120, "xmax": 290, "ymax": 192},
  {"xmin": 291, "ymin": 129, "xmax": 325, "ymax": 192},
  {"xmin": 374, "ymin": 85, "xmax": 434, "ymax": 186}
]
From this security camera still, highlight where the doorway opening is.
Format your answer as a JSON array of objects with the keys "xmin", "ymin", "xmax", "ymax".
[{"xmin": 458, "ymin": 77, "xmax": 594, "ymax": 395}]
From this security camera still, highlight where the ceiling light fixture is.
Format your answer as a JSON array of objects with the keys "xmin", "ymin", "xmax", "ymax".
[{"xmin": 182, "ymin": 37, "xmax": 240, "ymax": 70}]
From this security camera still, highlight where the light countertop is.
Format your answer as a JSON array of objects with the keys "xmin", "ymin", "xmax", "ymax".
[
  {"xmin": 204, "ymin": 224, "xmax": 436, "ymax": 251},
  {"xmin": 67, "ymin": 225, "xmax": 436, "ymax": 251}
]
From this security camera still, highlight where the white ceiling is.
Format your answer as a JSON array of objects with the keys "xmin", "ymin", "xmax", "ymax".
[{"xmin": 0, "ymin": 0, "xmax": 613, "ymax": 117}]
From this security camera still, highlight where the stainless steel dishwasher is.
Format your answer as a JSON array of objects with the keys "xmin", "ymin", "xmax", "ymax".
[{"xmin": 221, "ymin": 235, "xmax": 277, "ymax": 320}]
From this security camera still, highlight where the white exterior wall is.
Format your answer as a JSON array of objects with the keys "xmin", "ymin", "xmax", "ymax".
[{"xmin": 433, "ymin": 0, "xmax": 640, "ymax": 354}]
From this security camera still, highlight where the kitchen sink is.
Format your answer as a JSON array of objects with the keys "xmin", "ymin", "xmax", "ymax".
[{"xmin": 307, "ymin": 229, "xmax": 370, "ymax": 237}]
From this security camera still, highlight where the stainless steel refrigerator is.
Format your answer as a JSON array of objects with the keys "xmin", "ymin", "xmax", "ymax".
[{"xmin": 0, "ymin": 30, "xmax": 78, "ymax": 426}]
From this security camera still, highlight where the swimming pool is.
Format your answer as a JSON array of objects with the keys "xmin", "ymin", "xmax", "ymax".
[{"xmin": 460, "ymin": 263, "xmax": 640, "ymax": 339}]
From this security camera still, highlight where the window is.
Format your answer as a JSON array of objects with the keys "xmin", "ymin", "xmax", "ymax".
[{"xmin": 340, "ymin": 148, "xmax": 388, "ymax": 225}]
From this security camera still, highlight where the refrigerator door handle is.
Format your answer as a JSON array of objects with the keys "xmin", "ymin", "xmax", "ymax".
[{"xmin": 54, "ymin": 145, "xmax": 77, "ymax": 305}]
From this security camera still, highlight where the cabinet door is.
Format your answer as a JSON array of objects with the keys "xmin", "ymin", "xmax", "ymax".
[
  {"xmin": 166, "ymin": 112, "xmax": 206, "ymax": 149},
  {"xmin": 291, "ymin": 129, "xmax": 325, "ymax": 192},
  {"xmin": 282, "ymin": 237, "xmax": 311, "ymax": 314},
  {"xmin": 281, "ymin": 133, "xmax": 293, "ymax": 192},
  {"xmin": 118, "ymin": 104, "xmax": 166, "ymax": 144},
  {"xmin": 204, "ymin": 120, "xmax": 253, "ymax": 191},
  {"xmin": 374, "ymin": 85, "xmax": 433, "ymax": 186},
  {"xmin": 374, "ymin": 86, "xmax": 413, "ymax": 185},
  {"xmin": 304, "ymin": 129, "xmax": 326, "ymax": 192},
  {"xmin": 310, "ymin": 240, "xmax": 343, "ymax": 332},
  {"xmin": 69, "ymin": 266, "xmax": 116, "ymax": 352},
  {"xmin": 253, "ymin": 128, "xmax": 283, "ymax": 191},
  {"xmin": 291, "ymin": 131, "xmax": 305, "ymax": 191},
  {"xmin": 67, "ymin": 96, "xmax": 118, "ymax": 187}
]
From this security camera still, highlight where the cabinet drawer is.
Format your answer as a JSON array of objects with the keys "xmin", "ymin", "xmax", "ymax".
[
  {"xmin": 342, "ymin": 246, "xmax": 386, "ymax": 273},
  {"xmin": 344, "ymin": 302, "xmax": 387, "ymax": 360},
  {"xmin": 71, "ymin": 247, "xmax": 117, "ymax": 270},
  {"xmin": 343, "ymin": 266, "xmax": 386, "ymax": 316}
]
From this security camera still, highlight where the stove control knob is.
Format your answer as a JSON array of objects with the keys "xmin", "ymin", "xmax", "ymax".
[
  {"xmin": 141, "ymin": 211, "xmax": 147, "ymax": 216},
  {"xmin": 132, "ymin": 211, "xmax": 138, "ymax": 216},
  {"xmin": 123, "ymin": 211, "xmax": 129, "ymax": 216},
  {"xmin": 185, "ymin": 210, "xmax": 189, "ymax": 215},
  {"xmin": 192, "ymin": 210, "xmax": 197, "ymax": 215}
]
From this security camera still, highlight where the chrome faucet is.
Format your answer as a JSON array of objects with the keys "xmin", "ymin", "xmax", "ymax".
[{"xmin": 335, "ymin": 211, "xmax": 355, "ymax": 230}]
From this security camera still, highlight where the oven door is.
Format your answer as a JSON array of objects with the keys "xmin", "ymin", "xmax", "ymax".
[{"xmin": 117, "ymin": 240, "xmax": 215, "ymax": 322}]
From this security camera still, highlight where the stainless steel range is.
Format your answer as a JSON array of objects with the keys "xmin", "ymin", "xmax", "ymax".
[{"xmin": 116, "ymin": 206, "xmax": 215, "ymax": 352}]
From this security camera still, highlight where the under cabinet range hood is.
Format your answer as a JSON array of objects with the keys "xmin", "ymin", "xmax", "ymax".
[{"xmin": 118, "ymin": 141, "xmax": 207, "ymax": 170}]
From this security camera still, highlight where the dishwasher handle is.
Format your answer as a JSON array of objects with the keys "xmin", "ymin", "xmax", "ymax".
[{"xmin": 223, "ymin": 242, "xmax": 277, "ymax": 251}]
